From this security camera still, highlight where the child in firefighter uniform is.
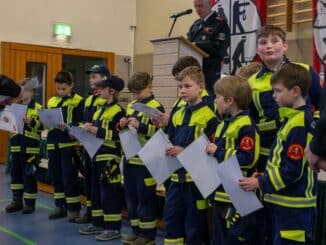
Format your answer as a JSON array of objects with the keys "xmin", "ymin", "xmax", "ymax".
[
  {"xmin": 206, "ymin": 75, "xmax": 260, "ymax": 245},
  {"xmin": 240, "ymin": 63, "xmax": 317, "ymax": 245},
  {"xmin": 119, "ymin": 72, "xmax": 164, "ymax": 245},
  {"xmin": 47, "ymin": 71, "xmax": 84, "ymax": 220},
  {"xmin": 78, "ymin": 76, "xmax": 125, "ymax": 242},
  {"xmin": 6, "ymin": 78, "xmax": 42, "ymax": 214},
  {"xmin": 163, "ymin": 66, "xmax": 218, "ymax": 245},
  {"xmin": 73, "ymin": 65, "xmax": 108, "ymax": 224}
]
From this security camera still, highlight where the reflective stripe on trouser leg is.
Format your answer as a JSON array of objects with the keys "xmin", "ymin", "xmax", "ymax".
[
  {"xmin": 164, "ymin": 182, "xmax": 208, "ymax": 245},
  {"xmin": 60, "ymin": 147, "xmax": 80, "ymax": 211},
  {"xmin": 91, "ymin": 161, "xmax": 104, "ymax": 227},
  {"xmin": 100, "ymin": 164, "xmax": 122, "ymax": 231},
  {"xmin": 48, "ymin": 148, "xmax": 66, "ymax": 208}
]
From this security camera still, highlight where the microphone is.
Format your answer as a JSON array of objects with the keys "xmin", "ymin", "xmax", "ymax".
[{"xmin": 170, "ymin": 9, "xmax": 193, "ymax": 18}]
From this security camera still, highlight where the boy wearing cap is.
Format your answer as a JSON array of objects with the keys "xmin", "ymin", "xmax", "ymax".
[
  {"xmin": 73, "ymin": 65, "xmax": 108, "ymax": 224},
  {"xmin": 79, "ymin": 76, "xmax": 125, "ymax": 241}
]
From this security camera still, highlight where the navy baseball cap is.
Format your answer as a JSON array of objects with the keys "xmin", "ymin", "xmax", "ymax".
[
  {"xmin": 96, "ymin": 75, "xmax": 124, "ymax": 92},
  {"xmin": 86, "ymin": 65, "xmax": 110, "ymax": 78}
]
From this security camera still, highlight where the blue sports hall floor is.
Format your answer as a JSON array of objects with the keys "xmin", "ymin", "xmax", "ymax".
[{"xmin": 0, "ymin": 165, "xmax": 164, "ymax": 245}]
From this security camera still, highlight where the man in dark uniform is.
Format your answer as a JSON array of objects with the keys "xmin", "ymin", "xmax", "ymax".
[{"xmin": 187, "ymin": 0, "xmax": 230, "ymax": 96}]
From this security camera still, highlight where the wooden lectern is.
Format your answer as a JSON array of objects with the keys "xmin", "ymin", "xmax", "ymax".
[{"xmin": 150, "ymin": 36, "xmax": 208, "ymax": 111}]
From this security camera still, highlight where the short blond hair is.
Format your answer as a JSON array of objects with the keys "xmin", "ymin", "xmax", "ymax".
[
  {"xmin": 214, "ymin": 75, "xmax": 252, "ymax": 110},
  {"xmin": 176, "ymin": 66, "xmax": 205, "ymax": 85},
  {"xmin": 236, "ymin": 62, "xmax": 262, "ymax": 79}
]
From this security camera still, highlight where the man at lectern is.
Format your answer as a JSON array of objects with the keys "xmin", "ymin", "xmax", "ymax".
[{"xmin": 187, "ymin": 0, "xmax": 230, "ymax": 96}]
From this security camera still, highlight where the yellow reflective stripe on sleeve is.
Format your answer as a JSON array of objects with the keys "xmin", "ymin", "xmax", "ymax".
[
  {"xmin": 185, "ymin": 173, "xmax": 193, "ymax": 182},
  {"xmin": 170, "ymin": 173, "xmax": 193, "ymax": 182},
  {"xmin": 10, "ymin": 184, "xmax": 24, "ymax": 190},
  {"xmin": 10, "ymin": 146, "xmax": 21, "ymax": 152},
  {"xmin": 103, "ymin": 213, "xmax": 122, "ymax": 222},
  {"xmin": 164, "ymin": 237, "xmax": 184, "ymax": 245},
  {"xmin": 144, "ymin": 177, "xmax": 156, "ymax": 186},
  {"xmin": 196, "ymin": 199, "xmax": 208, "ymax": 210},
  {"xmin": 105, "ymin": 129, "xmax": 113, "ymax": 141},
  {"xmin": 267, "ymin": 167, "xmax": 286, "ymax": 191},
  {"xmin": 305, "ymin": 133, "xmax": 314, "ymax": 198},
  {"xmin": 280, "ymin": 230, "xmax": 305, "ymax": 242},
  {"xmin": 66, "ymin": 196, "xmax": 80, "ymax": 204},
  {"xmin": 147, "ymin": 124, "xmax": 156, "ymax": 136},
  {"xmin": 86, "ymin": 200, "xmax": 92, "ymax": 207},
  {"xmin": 92, "ymin": 209, "xmax": 104, "ymax": 217},
  {"xmin": 171, "ymin": 173, "xmax": 179, "ymax": 182},
  {"xmin": 128, "ymin": 157, "xmax": 144, "ymax": 166},
  {"xmin": 214, "ymin": 191, "xmax": 232, "ymax": 203},
  {"xmin": 130, "ymin": 219, "xmax": 139, "ymax": 227},
  {"xmin": 26, "ymin": 148, "xmax": 40, "ymax": 154},
  {"xmin": 264, "ymin": 193, "xmax": 316, "ymax": 208},
  {"xmin": 260, "ymin": 147, "xmax": 270, "ymax": 156},
  {"xmin": 103, "ymin": 141, "xmax": 116, "ymax": 148},
  {"xmin": 47, "ymin": 144, "xmax": 55, "ymax": 150},
  {"xmin": 54, "ymin": 192, "xmax": 65, "ymax": 199},
  {"xmin": 313, "ymin": 110, "xmax": 320, "ymax": 119},
  {"xmin": 256, "ymin": 120, "xmax": 277, "ymax": 132},
  {"xmin": 139, "ymin": 220, "xmax": 157, "ymax": 229},
  {"xmin": 95, "ymin": 154, "xmax": 121, "ymax": 163},
  {"xmin": 252, "ymin": 91, "xmax": 264, "ymax": 118},
  {"xmin": 58, "ymin": 142, "xmax": 78, "ymax": 148},
  {"xmin": 66, "ymin": 106, "xmax": 73, "ymax": 124},
  {"xmin": 23, "ymin": 192, "xmax": 37, "ymax": 199},
  {"xmin": 24, "ymin": 131, "xmax": 40, "ymax": 140},
  {"xmin": 109, "ymin": 175, "xmax": 122, "ymax": 184}
]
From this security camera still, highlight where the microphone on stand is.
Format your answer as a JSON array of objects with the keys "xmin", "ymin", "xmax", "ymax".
[
  {"xmin": 168, "ymin": 9, "xmax": 193, "ymax": 37},
  {"xmin": 170, "ymin": 9, "xmax": 193, "ymax": 19}
]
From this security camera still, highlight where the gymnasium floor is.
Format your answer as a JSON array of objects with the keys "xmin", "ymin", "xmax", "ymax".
[{"xmin": 0, "ymin": 165, "xmax": 164, "ymax": 245}]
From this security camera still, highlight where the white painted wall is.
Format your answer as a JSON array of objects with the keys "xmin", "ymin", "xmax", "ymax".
[{"xmin": 0, "ymin": 0, "xmax": 136, "ymax": 56}]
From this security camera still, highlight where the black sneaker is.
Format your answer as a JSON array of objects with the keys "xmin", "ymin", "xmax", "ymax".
[
  {"xmin": 73, "ymin": 212, "xmax": 92, "ymax": 223},
  {"xmin": 5, "ymin": 202, "xmax": 23, "ymax": 213},
  {"xmin": 22, "ymin": 205, "xmax": 35, "ymax": 214},
  {"xmin": 48, "ymin": 207, "xmax": 67, "ymax": 219}
]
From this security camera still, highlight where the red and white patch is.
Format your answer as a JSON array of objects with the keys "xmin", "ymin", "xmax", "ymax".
[
  {"xmin": 240, "ymin": 136, "xmax": 254, "ymax": 151},
  {"xmin": 287, "ymin": 144, "xmax": 304, "ymax": 161}
]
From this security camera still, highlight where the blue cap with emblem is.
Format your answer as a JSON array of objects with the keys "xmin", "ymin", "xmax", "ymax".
[
  {"xmin": 95, "ymin": 75, "xmax": 124, "ymax": 92},
  {"xmin": 86, "ymin": 65, "xmax": 110, "ymax": 79}
]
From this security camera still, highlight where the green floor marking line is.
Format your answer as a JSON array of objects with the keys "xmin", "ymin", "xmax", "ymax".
[
  {"xmin": 36, "ymin": 201, "xmax": 54, "ymax": 211},
  {"xmin": 0, "ymin": 226, "xmax": 37, "ymax": 245}
]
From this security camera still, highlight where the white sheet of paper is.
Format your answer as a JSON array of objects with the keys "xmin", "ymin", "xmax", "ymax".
[
  {"xmin": 131, "ymin": 102, "xmax": 160, "ymax": 117},
  {"xmin": 138, "ymin": 129, "xmax": 182, "ymax": 185},
  {"xmin": 22, "ymin": 77, "xmax": 39, "ymax": 90},
  {"xmin": 6, "ymin": 103, "xmax": 27, "ymax": 134},
  {"xmin": 216, "ymin": 155, "xmax": 263, "ymax": 217},
  {"xmin": 0, "ymin": 109, "xmax": 18, "ymax": 133},
  {"xmin": 177, "ymin": 135, "xmax": 221, "ymax": 198},
  {"xmin": 119, "ymin": 125, "xmax": 142, "ymax": 160},
  {"xmin": 69, "ymin": 126, "xmax": 104, "ymax": 159},
  {"xmin": 38, "ymin": 108, "xmax": 64, "ymax": 129}
]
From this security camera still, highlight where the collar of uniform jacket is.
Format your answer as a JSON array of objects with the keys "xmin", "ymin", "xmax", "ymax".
[
  {"xmin": 137, "ymin": 94, "xmax": 155, "ymax": 104},
  {"xmin": 278, "ymin": 105, "xmax": 306, "ymax": 121},
  {"xmin": 256, "ymin": 56, "xmax": 290, "ymax": 79},
  {"xmin": 224, "ymin": 110, "xmax": 250, "ymax": 123},
  {"xmin": 184, "ymin": 100, "xmax": 206, "ymax": 112}
]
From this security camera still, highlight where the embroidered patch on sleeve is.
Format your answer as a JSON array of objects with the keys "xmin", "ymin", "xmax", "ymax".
[
  {"xmin": 287, "ymin": 144, "xmax": 304, "ymax": 160},
  {"xmin": 240, "ymin": 136, "xmax": 254, "ymax": 151}
]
